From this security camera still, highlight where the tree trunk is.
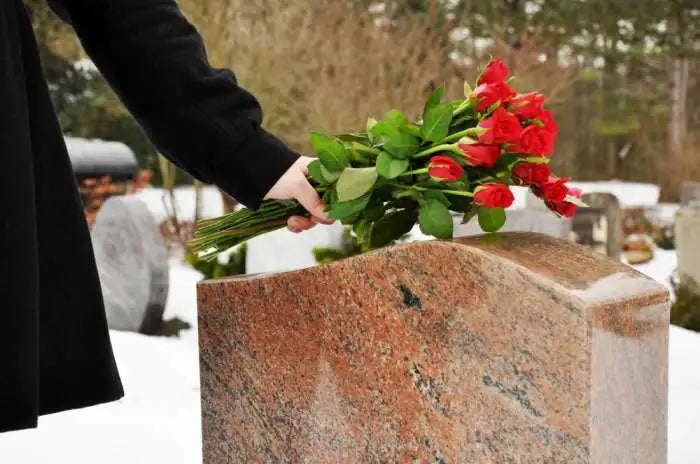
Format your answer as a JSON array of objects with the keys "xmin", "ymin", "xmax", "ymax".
[
  {"xmin": 668, "ymin": 56, "xmax": 689, "ymax": 161},
  {"xmin": 665, "ymin": 56, "xmax": 689, "ymax": 200}
]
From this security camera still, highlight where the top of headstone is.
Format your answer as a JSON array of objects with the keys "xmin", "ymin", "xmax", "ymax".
[{"xmin": 200, "ymin": 232, "xmax": 667, "ymax": 309}]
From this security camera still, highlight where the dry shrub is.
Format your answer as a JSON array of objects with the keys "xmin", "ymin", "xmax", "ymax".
[{"xmin": 179, "ymin": 0, "xmax": 462, "ymax": 153}]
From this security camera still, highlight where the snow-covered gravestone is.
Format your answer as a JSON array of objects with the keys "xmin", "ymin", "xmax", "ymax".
[
  {"xmin": 198, "ymin": 233, "xmax": 669, "ymax": 463},
  {"xmin": 91, "ymin": 196, "xmax": 169, "ymax": 333}
]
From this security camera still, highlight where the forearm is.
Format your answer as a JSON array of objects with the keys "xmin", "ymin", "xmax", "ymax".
[{"xmin": 48, "ymin": 0, "xmax": 298, "ymax": 209}]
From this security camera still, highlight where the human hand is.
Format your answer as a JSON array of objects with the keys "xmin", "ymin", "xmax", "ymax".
[{"xmin": 264, "ymin": 156, "xmax": 334, "ymax": 232}]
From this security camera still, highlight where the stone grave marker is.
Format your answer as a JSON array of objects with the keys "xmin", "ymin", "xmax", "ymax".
[
  {"xmin": 91, "ymin": 196, "xmax": 169, "ymax": 333},
  {"xmin": 572, "ymin": 192, "xmax": 622, "ymax": 258},
  {"xmin": 681, "ymin": 182, "xmax": 700, "ymax": 207},
  {"xmin": 675, "ymin": 206, "xmax": 700, "ymax": 293},
  {"xmin": 198, "ymin": 232, "xmax": 668, "ymax": 463}
]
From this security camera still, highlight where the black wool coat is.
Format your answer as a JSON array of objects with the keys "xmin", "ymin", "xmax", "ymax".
[{"xmin": 0, "ymin": 0, "xmax": 299, "ymax": 433}]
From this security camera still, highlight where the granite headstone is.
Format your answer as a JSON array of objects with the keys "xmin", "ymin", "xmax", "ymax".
[
  {"xmin": 91, "ymin": 196, "xmax": 169, "ymax": 333},
  {"xmin": 199, "ymin": 233, "xmax": 668, "ymax": 463}
]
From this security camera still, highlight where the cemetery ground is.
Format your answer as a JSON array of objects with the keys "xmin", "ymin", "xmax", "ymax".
[{"xmin": 0, "ymin": 185, "xmax": 697, "ymax": 463}]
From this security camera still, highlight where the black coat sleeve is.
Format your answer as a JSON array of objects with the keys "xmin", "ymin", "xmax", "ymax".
[{"xmin": 47, "ymin": 0, "xmax": 299, "ymax": 209}]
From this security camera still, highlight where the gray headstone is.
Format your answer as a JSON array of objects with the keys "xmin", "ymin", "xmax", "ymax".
[
  {"xmin": 681, "ymin": 182, "xmax": 700, "ymax": 207},
  {"xmin": 91, "ymin": 196, "xmax": 169, "ymax": 333},
  {"xmin": 572, "ymin": 193, "xmax": 622, "ymax": 258}
]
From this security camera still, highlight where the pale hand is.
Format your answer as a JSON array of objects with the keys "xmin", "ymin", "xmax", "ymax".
[{"xmin": 263, "ymin": 156, "xmax": 334, "ymax": 232}]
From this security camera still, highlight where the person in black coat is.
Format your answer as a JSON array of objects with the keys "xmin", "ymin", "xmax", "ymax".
[{"xmin": 0, "ymin": 0, "xmax": 331, "ymax": 433}]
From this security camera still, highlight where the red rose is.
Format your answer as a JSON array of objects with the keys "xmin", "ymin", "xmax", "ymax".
[
  {"xmin": 474, "ymin": 184, "xmax": 515, "ymax": 208},
  {"xmin": 511, "ymin": 125, "xmax": 555, "ymax": 156},
  {"xmin": 428, "ymin": 155, "xmax": 464, "ymax": 182},
  {"xmin": 538, "ymin": 109, "xmax": 559, "ymax": 136},
  {"xmin": 478, "ymin": 106, "xmax": 522, "ymax": 144},
  {"xmin": 539, "ymin": 177, "xmax": 570, "ymax": 203},
  {"xmin": 512, "ymin": 162, "xmax": 551, "ymax": 185},
  {"xmin": 479, "ymin": 58, "xmax": 509, "ymax": 84},
  {"xmin": 472, "ymin": 82, "xmax": 516, "ymax": 112},
  {"xmin": 549, "ymin": 188, "xmax": 582, "ymax": 218},
  {"xmin": 458, "ymin": 143, "xmax": 502, "ymax": 168},
  {"xmin": 551, "ymin": 201, "xmax": 577, "ymax": 218},
  {"xmin": 508, "ymin": 92, "xmax": 545, "ymax": 120}
]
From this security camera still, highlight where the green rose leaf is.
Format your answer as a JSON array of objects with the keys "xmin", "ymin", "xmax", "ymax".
[
  {"xmin": 311, "ymin": 132, "xmax": 350, "ymax": 171},
  {"xmin": 478, "ymin": 207, "xmax": 506, "ymax": 232},
  {"xmin": 420, "ymin": 103, "xmax": 453, "ymax": 142},
  {"xmin": 370, "ymin": 121, "xmax": 400, "ymax": 138},
  {"xmin": 424, "ymin": 190, "xmax": 451, "ymax": 207},
  {"xmin": 307, "ymin": 159, "xmax": 327, "ymax": 185},
  {"xmin": 369, "ymin": 209, "xmax": 417, "ymax": 248},
  {"xmin": 376, "ymin": 152, "xmax": 410, "ymax": 179},
  {"xmin": 328, "ymin": 193, "xmax": 372, "ymax": 220},
  {"xmin": 320, "ymin": 163, "xmax": 341, "ymax": 183},
  {"xmin": 402, "ymin": 124, "xmax": 422, "ymax": 138},
  {"xmin": 423, "ymin": 84, "xmax": 445, "ymax": 118},
  {"xmin": 385, "ymin": 109, "xmax": 408, "ymax": 128},
  {"xmin": 362, "ymin": 201, "xmax": 385, "ymax": 222},
  {"xmin": 367, "ymin": 118, "xmax": 378, "ymax": 144},
  {"xmin": 384, "ymin": 133, "xmax": 420, "ymax": 159},
  {"xmin": 341, "ymin": 212, "xmax": 362, "ymax": 225},
  {"xmin": 336, "ymin": 167, "xmax": 379, "ymax": 202},
  {"xmin": 418, "ymin": 199, "xmax": 454, "ymax": 239}
]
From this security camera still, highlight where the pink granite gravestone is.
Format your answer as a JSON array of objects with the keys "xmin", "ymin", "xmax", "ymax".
[{"xmin": 198, "ymin": 232, "xmax": 668, "ymax": 463}]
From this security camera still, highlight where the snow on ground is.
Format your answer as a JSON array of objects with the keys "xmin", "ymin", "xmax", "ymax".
[
  {"xmin": 628, "ymin": 248, "xmax": 678, "ymax": 294},
  {"xmin": 1, "ymin": 184, "xmax": 698, "ymax": 463}
]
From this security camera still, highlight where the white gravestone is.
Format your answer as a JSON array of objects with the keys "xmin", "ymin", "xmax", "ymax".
[
  {"xmin": 245, "ymin": 222, "xmax": 346, "ymax": 274},
  {"xmin": 675, "ymin": 206, "xmax": 700, "ymax": 293},
  {"xmin": 91, "ymin": 196, "xmax": 170, "ymax": 333}
]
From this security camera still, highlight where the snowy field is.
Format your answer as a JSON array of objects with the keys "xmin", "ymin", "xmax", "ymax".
[{"xmin": 1, "ymin": 185, "xmax": 698, "ymax": 464}]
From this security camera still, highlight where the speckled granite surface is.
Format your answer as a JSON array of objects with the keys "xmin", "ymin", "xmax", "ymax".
[{"xmin": 198, "ymin": 232, "xmax": 668, "ymax": 463}]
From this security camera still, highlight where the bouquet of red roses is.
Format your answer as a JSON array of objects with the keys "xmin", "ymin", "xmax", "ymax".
[{"xmin": 191, "ymin": 58, "xmax": 584, "ymax": 259}]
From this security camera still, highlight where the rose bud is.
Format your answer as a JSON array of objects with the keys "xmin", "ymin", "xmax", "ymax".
[
  {"xmin": 478, "ymin": 106, "xmax": 522, "ymax": 144},
  {"xmin": 512, "ymin": 162, "xmax": 551, "ymax": 185},
  {"xmin": 458, "ymin": 143, "xmax": 502, "ymax": 168},
  {"xmin": 539, "ymin": 177, "xmax": 570, "ymax": 203},
  {"xmin": 428, "ymin": 155, "xmax": 464, "ymax": 182},
  {"xmin": 474, "ymin": 183, "xmax": 515, "ymax": 209},
  {"xmin": 479, "ymin": 58, "xmax": 509, "ymax": 85},
  {"xmin": 508, "ymin": 92, "xmax": 545, "ymax": 120}
]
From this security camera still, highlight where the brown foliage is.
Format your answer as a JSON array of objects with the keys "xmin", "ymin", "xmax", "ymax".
[{"xmin": 179, "ymin": 0, "xmax": 462, "ymax": 153}]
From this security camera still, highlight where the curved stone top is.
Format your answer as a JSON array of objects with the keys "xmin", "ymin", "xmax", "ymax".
[{"xmin": 200, "ymin": 232, "xmax": 668, "ymax": 310}]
